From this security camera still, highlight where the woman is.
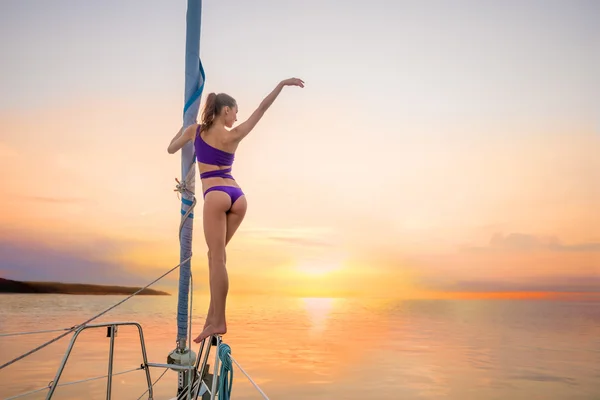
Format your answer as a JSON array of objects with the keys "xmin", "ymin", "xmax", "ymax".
[{"xmin": 168, "ymin": 77, "xmax": 305, "ymax": 343}]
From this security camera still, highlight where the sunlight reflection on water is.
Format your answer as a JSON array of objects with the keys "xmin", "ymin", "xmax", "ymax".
[{"xmin": 1, "ymin": 294, "xmax": 599, "ymax": 399}]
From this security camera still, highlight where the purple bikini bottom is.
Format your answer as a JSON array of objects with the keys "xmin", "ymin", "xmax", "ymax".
[
  {"xmin": 200, "ymin": 168, "xmax": 244, "ymax": 211},
  {"xmin": 203, "ymin": 185, "xmax": 244, "ymax": 211}
]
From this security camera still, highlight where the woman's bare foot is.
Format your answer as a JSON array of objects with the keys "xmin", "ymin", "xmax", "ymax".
[{"xmin": 193, "ymin": 323, "xmax": 227, "ymax": 343}]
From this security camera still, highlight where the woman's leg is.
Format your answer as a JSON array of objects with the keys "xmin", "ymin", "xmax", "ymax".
[
  {"xmin": 202, "ymin": 195, "xmax": 247, "ymax": 330},
  {"xmin": 225, "ymin": 195, "xmax": 247, "ymax": 244},
  {"xmin": 194, "ymin": 191, "xmax": 230, "ymax": 343}
]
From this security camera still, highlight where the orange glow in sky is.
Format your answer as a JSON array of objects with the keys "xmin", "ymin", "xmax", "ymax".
[{"xmin": 0, "ymin": 1, "xmax": 598, "ymax": 300}]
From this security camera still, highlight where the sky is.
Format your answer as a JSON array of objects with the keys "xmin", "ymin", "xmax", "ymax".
[{"xmin": 0, "ymin": 0, "xmax": 598, "ymax": 299}]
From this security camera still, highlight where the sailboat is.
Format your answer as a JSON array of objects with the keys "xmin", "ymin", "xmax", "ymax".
[{"xmin": 0, "ymin": 1, "xmax": 268, "ymax": 399}]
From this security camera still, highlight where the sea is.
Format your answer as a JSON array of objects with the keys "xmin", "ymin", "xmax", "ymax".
[{"xmin": 0, "ymin": 294, "xmax": 598, "ymax": 399}]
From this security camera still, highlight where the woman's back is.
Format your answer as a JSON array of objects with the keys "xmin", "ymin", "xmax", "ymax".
[{"xmin": 194, "ymin": 124, "xmax": 238, "ymax": 172}]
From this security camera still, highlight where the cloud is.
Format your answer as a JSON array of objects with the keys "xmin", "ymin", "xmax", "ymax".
[
  {"xmin": 461, "ymin": 232, "xmax": 600, "ymax": 253},
  {"xmin": 240, "ymin": 226, "xmax": 337, "ymax": 248},
  {"xmin": 0, "ymin": 231, "xmax": 156, "ymax": 287},
  {"xmin": 16, "ymin": 195, "xmax": 89, "ymax": 204},
  {"xmin": 431, "ymin": 275, "xmax": 600, "ymax": 294},
  {"xmin": 402, "ymin": 231, "xmax": 599, "ymax": 296},
  {"xmin": 266, "ymin": 236, "xmax": 333, "ymax": 248}
]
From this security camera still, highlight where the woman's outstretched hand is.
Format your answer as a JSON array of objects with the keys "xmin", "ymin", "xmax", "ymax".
[
  {"xmin": 231, "ymin": 77, "xmax": 305, "ymax": 142},
  {"xmin": 281, "ymin": 77, "xmax": 305, "ymax": 88}
]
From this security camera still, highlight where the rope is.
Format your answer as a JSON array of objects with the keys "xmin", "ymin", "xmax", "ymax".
[
  {"xmin": 135, "ymin": 368, "xmax": 169, "ymax": 400},
  {"xmin": 229, "ymin": 355, "xmax": 270, "ymax": 400},
  {"xmin": 174, "ymin": 155, "xmax": 197, "ymax": 400},
  {"xmin": 175, "ymin": 158, "xmax": 196, "ymax": 344},
  {"xmin": 218, "ymin": 343, "xmax": 233, "ymax": 400},
  {"xmin": 188, "ymin": 270, "xmax": 193, "ymax": 350},
  {"xmin": 0, "ymin": 255, "xmax": 191, "ymax": 371},
  {"xmin": 4, "ymin": 367, "xmax": 142, "ymax": 400},
  {"xmin": 4, "ymin": 385, "xmax": 48, "ymax": 399},
  {"xmin": 0, "ymin": 327, "xmax": 73, "ymax": 338}
]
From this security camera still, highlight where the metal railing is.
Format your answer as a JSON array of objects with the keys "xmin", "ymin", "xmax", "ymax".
[
  {"xmin": 2, "ymin": 322, "xmax": 269, "ymax": 400},
  {"xmin": 45, "ymin": 322, "xmax": 154, "ymax": 400}
]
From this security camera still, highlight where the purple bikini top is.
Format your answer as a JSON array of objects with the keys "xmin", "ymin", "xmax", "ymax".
[{"xmin": 194, "ymin": 125, "xmax": 235, "ymax": 166}]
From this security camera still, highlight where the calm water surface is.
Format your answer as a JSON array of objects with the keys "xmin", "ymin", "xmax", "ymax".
[{"xmin": 0, "ymin": 294, "xmax": 599, "ymax": 399}]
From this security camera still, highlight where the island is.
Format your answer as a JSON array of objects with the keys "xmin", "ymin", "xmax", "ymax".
[{"xmin": 0, "ymin": 278, "xmax": 170, "ymax": 296}]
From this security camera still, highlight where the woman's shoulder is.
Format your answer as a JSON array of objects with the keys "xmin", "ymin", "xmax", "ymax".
[{"xmin": 184, "ymin": 123, "xmax": 202, "ymax": 139}]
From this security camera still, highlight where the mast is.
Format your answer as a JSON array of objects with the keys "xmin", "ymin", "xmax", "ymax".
[
  {"xmin": 178, "ymin": 0, "xmax": 204, "ymax": 346},
  {"xmin": 168, "ymin": 0, "xmax": 205, "ymax": 396}
]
